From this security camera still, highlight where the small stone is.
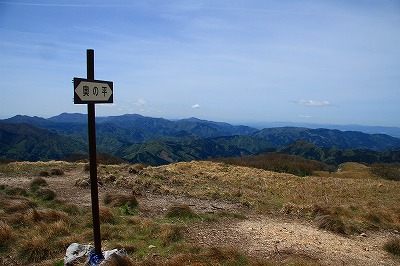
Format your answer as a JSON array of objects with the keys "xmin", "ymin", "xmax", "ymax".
[
  {"xmin": 64, "ymin": 243, "xmax": 94, "ymax": 266},
  {"xmin": 360, "ymin": 233, "xmax": 367, "ymax": 237}
]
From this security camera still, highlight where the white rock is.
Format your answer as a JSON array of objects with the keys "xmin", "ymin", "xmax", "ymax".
[
  {"xmin": 64, "ymin": 243, "xmax": 94, "ymax": 266},
  {"xmin": 64, "ymin": 243, "xmax": 127, "ymax": 266},
  {"xmin": 100, "ymin": 248, "xmax": 127, "ymax": 265}
]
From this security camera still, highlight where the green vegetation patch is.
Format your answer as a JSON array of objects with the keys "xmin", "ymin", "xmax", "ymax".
[
  {"xmin": 214, "ymin": 152, "xmax": 335, "ymax": 177},
  {"xmin": 371, "ymin": 163, "xmax": 400, "ymax": 181}
]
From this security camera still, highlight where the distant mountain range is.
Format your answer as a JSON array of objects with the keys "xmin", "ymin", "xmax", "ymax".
[
  {"xmin": 1, "ymin": 113, "xmax": 400, "ymax": 165},
  {"xmin": 246, "ymin": 121, "xmax": 400, "ymax": 138}
]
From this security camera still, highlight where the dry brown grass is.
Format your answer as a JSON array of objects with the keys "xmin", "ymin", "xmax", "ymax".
[
  {"xmin": 165, "ymin": 204, "xmax": 196, "ymax": 219},
  {"xmin": 99, "ymin": 206, "xmax": 116, "ymax": 224},
  {"xmin": 18, "ymin": 234, "xmax": 53, "ymax": 262},
  {"xmin": 50, "ymin": 168, "xmax": 64, "ymax": 176},
  {"xmin": 29, "ymin": 176, "xmax": 48, "ymax": 191},
  {"xmin": 136, "ymin": 161, "xmax": 400, "ymax": 232},
  {"xmin": 103, "ymin": 193, "xmax": 138, "ymax": 208},
  {"xmin": 0, "ymin": 194, "xmax": 36, "ymax": 213},
  {"xmin": 29, "ymin": 208, "xmax": 68, "ymax": 223},
  {"xmin": 129, "ymin": 164, "xmax": 145, "ymax": 174},
  {"xmin": 315, "ymin": 214, "xmax": 346, "ymax": 234},
  {"xmin": 157, "ymin": 224, "xmax": 183, "ymax": 246},
  {"xmin": 1, "ymin": 160, "xmax": 399, "ymax": 265},
  {"xmin": 101, "ymin": 255, "xmax": 136, "ymax": 266},
  {"xmin": 2, "ymin": 185, "xmax": 28, "ymax": 196},
  {"xmin": 0, "ymin": 220, "xmax": 14, "ymax": 247},
  {"xmin": 34, "ymin": 187, "xmax": 57, "ymax": 200}
]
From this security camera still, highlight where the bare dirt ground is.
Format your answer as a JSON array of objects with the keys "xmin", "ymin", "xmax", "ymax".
[{"xmin": 1, "ymin": 164, "xmax": 399, "ymax": 266}]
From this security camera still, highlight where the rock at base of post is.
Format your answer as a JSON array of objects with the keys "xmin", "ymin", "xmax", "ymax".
[{"xmin": 64, "ymin": 243, "xmax": 127, "ymax": 266}]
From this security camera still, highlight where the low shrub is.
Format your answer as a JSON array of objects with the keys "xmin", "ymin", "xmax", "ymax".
[
  {"xmin": 75, "ymin": 178, "xmax": 90, "ymax": 188},
  {"xmin": 29, "ymin": 177, "xmax": 48, "ymax": 192},
  {"xmin": 3, "ymin": 186, "xmax": 28, "ymax": 196},
  {"xmin": 103, "ymin": 193, "xmax": 138, "ymax": 208},
  {"xmin": 34, "ymin": 187, "xmax": 57, "ymax": 201},
  {"xmin": 165, "ymin": 204, "xmax": 196, "ymax": 219},
  {"xmin": 371, "ymin": 163, "xmax": 400, "ymax": 181},
  {"xmin": 384, "ymin": 237, "xmax": 400, "ymax": 256},
  {"xmin": 50, "ymin": 168, "xmax": 64, "ymax": 176},
  {"xmin": 315, "ymin": 214, "xmax": 346, "ymax": 235},
  {"xmin": 129, "ymin": 164, "xmax": 145, "ymax": 174},
  {"xmin": 38, "ymin": 170, "xmax": 50, "ymax": 177}
]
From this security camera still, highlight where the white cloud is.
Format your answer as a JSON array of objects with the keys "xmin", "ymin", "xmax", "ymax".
[
  {"xmin": 298, "ymin": 114, "xmax": 312, "ymax": 118},
  {"xmin": 293, "ymin": 100, "xmax": 331, "ymax": 107},
  {"xmin": 97, "ymin": 103, "xmax": 117, "ymax": 108},
  {"xmin": 134, "ymin": 99, "xmax": 147, "ymax": 106},
  {"xmin": 191, "ymin": 104, "xmax": 200, "ymax": 109}
]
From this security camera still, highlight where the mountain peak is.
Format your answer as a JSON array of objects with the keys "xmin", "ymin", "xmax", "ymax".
[{"xmin": 48, "ymin": 113, "xmax": 87, "ymax": 123}]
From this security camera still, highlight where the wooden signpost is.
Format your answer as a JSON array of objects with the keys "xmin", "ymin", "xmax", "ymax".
[{"xmin": 73, "ymin": 49, "xmax": 114, "ymax": 258}]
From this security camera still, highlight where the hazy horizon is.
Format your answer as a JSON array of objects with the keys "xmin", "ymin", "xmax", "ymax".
[
  {"xmin": 2, "ymin": 112, "xmax": 400, "ymax": 131},
  {"xmin": 1, "ymin": 1, "xmax": 399, "ymax": 127}
]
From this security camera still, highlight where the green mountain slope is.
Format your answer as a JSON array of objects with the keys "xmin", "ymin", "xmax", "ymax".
[
  {"xmin": 0, "ymin": 122, "xmax": 86, "ymax": 161},
  {"xmin": 278, "ymin": 139, "xmax": 400, "ymax": 165},
  {"xmin": 119, "ymin": 136, "xmax": 275, "ymax": 165},
  {"xmin": 252, "ymin": 127, "xmax": 400, "ymax": 151},
  {"xmin": 1, "ymin": 114, "xmax": 400, "ymax": 165}
]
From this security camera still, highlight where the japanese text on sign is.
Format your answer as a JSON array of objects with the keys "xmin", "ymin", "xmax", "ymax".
[{"xmin": 73, "ymin": 78, "xmax": 113, "ymax": 104}]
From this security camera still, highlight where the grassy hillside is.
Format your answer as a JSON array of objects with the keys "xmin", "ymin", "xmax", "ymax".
[
  {"xmin": 213, "ymin": 152, "xmax": 336, "ymax": 176},
  {"xmin": 0, "ymin": 161, "xmax": 399, "ymax": 265}
]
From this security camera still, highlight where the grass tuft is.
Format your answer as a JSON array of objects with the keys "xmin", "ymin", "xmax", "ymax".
[
  {"xmin": 3, "ymin": 185, "xmax": 28, "ymax": 196},
  {"xmin": 104, "ymin": 193, "xmax": 138, "ymax": 208},
  {"xmin": 0, "ymin": 221, "xmax": 15, "ymax": 247},
  {"xmin": 315, "ymin": 214, "xmax": 346, "ymax": 235},
  {"xmin": 204, "ymin": 246, "xmax": 249, "ymax": 265},
  {"xmin": 101, "ymin": 255, "xmax": 135, "ymax": 266},
  {"xmin": 99, "ymin": 206, "xmax": 116, "ymax": 224},
  {"xmin": 165, "ymin": 204, "xmax": 196, "ymax": 219},
  {"xmin": 30, "ymin": 208, "xmax": 68, "ymax": 223},
  {"xmin": 29, "ymin": 177, "xmax": 48, "ymax": 192},
  {"xmin": 18, "ymin": 235, "xmax": 53, "ymax": 262},
  {"xmin": 158, "ymin": 224, "xmax": 183, "ymax": 246},
  {"xmin": 129, "ymin": 164, "xmax": 145, "ymax": 174},
  {"xmin": 50, "ymin": 168, "xmax": 64, "ymax": 176},
  {"xmin": 34, "ymin": 187, "xmax": 57, "ymax": 201},
  {"xmin": 384, "ymin": 237, "xmax": 400, "ymax": 256},
  {"xmin": 38, "ymin": 170, "xmax": 50, "ymax": 177},
  {"xmin": 1, "ymin": 195, "xmax": 36, "ymax": 213}
]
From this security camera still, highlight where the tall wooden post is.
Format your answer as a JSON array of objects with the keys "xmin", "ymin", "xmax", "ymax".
[{"xmin": 86, "ymin": 49, "xmax": 102, "ymax": 255}]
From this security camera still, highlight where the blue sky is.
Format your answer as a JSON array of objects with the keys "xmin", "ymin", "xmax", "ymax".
[{"xmin": 0, "ymin": 0, "xmax": 399, "ymax": 126}]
